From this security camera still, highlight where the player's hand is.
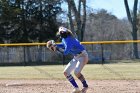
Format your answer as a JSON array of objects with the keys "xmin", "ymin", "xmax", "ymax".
[{"xmin": 46, "ymin": 40, "xmax": 56, "ymax": 51}]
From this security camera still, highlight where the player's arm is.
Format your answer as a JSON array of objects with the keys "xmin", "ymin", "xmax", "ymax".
[
  {"xmin": 55, "ymin": 43, "xmax": 65, "ymax": 53},
  {"xmin": 63, "ymin": 38, "xmax": 72, "ymax": 55},
  {"xmin": 56, "ymin": 43, "xmax": 64, "ymax": 48}
]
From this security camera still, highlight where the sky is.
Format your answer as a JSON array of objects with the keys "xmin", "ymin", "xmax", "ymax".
[{"xmin": 87, "ymin": 0, "xmax": 136, "ymax": 19}]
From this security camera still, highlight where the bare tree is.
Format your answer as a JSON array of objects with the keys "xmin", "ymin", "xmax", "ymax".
[
  {"xmin": 124, "ymin": 0, "xmax": 139, "ymax": 59},
  {"xmin": 66, "ymin": 0, "xmax": 87, "ymax": 41},
  {"xmin": 85, "ymin": 9, "xmax": 133, "ymax": 59}
]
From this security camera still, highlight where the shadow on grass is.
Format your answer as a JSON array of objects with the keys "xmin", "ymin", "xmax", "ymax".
[
  {"xmin": 32, "ymin": 66, "xmax": 56, "ymax": 79},
  {"xmin": 101, "ymin": 59, "xmax": 140, "ymax": 64},
  {"xmin": 101, "ymin": 65, "xmax": 126, "ymax": 80},
  {"xmin": 0, "ymin": 59, "xmax": 139, "ymax": 67}
]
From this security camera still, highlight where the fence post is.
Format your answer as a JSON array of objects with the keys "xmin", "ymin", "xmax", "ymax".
[
  {"xmin": 23, "ymin": 46, "xmax": 26, "ymax": 66},
  {"xmin": 101, "ymin": 44, "xmax": 105, "ymax": 64}
]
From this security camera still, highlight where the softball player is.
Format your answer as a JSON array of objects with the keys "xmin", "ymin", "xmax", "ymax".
[{"xmin": 56, "ymin": 26, "xmax": 89, "ymax": 93}]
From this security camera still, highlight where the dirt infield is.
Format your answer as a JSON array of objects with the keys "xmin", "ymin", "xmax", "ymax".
[{"xmin": 0, "ymin": 80, "xmax": 139, "ymax": 93}]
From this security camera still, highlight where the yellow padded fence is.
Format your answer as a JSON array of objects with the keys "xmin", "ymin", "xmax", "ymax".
[{"xmin": 0, "ymin": 40, "xmax": 140, "ymax": 46}]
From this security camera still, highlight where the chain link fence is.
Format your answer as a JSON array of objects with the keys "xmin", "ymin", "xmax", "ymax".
[{"xmin": 0, "ymin": 42, "xmax": 139, "ymax": 66}]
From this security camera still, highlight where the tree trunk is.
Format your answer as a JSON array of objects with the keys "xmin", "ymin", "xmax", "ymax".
[
  {"xmin": 81, "ymin": 0, "xmax": 86, "ymax": 41},
  {"xmin": 124, "ymin": 0, "xmax": 139, "ymax": 59},
  {"xmin": 67, "ymin": 1, "xmax": 76, "ymax": 37}
]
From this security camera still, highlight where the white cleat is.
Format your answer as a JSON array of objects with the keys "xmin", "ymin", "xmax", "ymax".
[
  {"xmin": 81, "ymin": 87, "xmax": 88, "ymax": 93},
  {"xmin": 72, "ymin": 88, "xmax": 81, "ymax": 93}
]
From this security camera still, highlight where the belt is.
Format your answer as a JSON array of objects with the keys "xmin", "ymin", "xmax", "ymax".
[
  {"xmin": 75, "ymin": 50, "xmax": 87, "ymax": 58},
  {"xmin": 77, "ymin": 51, "xmax": 82, "ymax": 54},
  {"xmin": 77, "ymin": 50, "xmax": 85, "ymax": 55},
  {"xmin": 75, "ymin": 51, "xmax": 84, "ymax": 57}
]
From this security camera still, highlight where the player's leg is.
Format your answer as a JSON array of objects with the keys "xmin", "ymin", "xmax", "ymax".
[
  {"xmin": 63, "ymin": 58, "xmax": 80, "ymax": 92},
  {"xmin": 74, "ymin": 57, "xmax": 88, "ymax": 87},
  {"xmin": 74, "ymin": 51, "xmax": 89, "ymax": 93}
]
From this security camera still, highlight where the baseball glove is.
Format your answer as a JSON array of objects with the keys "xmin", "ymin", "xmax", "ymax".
[{"xmin": 46, "ymin": 40, "xmax": 56, "ymax": 51}]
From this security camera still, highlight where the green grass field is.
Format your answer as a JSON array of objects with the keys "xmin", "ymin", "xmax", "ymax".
[{"xmin": 0, "ymin": 62, "xmax": 140, "ymax": 80}]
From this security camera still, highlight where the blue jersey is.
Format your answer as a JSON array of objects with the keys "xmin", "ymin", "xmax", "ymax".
[{"xmin": 56, "ymin": 36, "xmax": 85, "ymax": 55}]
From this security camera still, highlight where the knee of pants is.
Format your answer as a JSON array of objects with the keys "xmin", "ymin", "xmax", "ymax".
[
  {"xmin": 63, "ymin": 71, "xmax": 70, "ymax": 77},
  {"xmin": 74, "ymin": 70, "xmax": 81, "ymax": 77}
]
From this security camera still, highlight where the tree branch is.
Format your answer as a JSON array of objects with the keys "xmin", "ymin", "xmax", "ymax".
[
  {"xmin": 124, "ymin": 0, "xmax": 133, "ymax": 24},
  {"xmin": 81, "ymin": 0, "xmax": 86, "ymax": 41},
  {"xmin": 133, "ymin": 0, "xmax": 138, "ymax": 27}
]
